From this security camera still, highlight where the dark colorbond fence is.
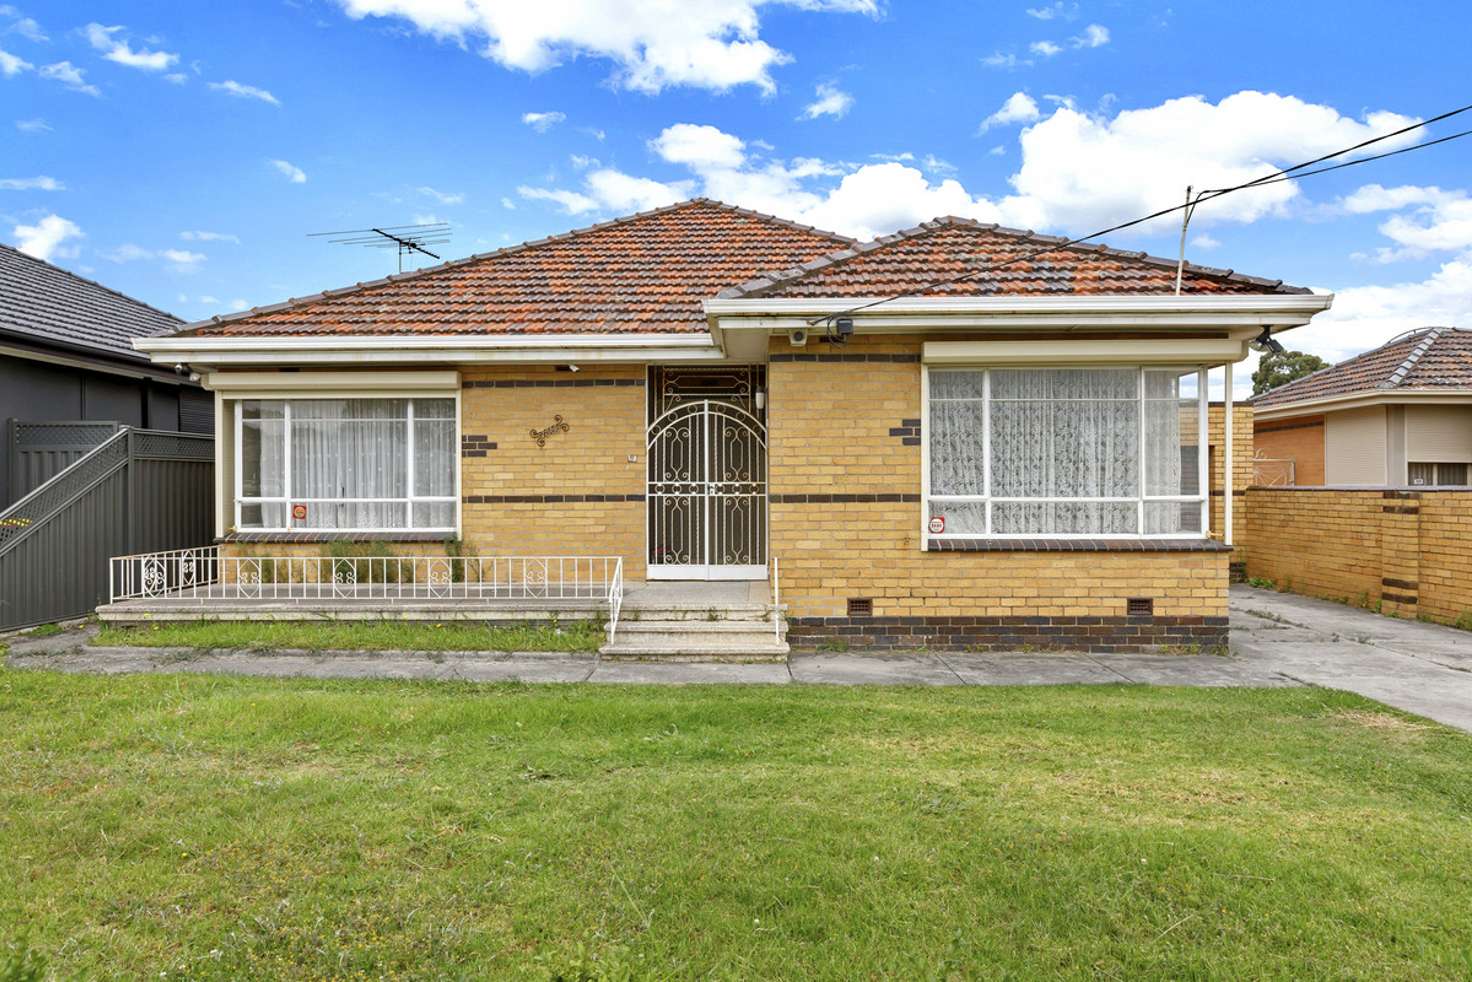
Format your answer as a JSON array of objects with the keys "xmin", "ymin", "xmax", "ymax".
[
  {"xmin": 4, "ymin": 419, "xmax": 124, "ymax": 508},
  {"xmin": 0, "ymin": 427, "xmax": 213, "ymax": 631}
]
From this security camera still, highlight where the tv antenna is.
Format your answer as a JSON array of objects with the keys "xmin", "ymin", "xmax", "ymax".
[{"xmin": 308, "ymin": 222, "xmax": 452, "ymax": 273}]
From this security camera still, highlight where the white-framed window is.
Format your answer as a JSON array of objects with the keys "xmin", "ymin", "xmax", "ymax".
[
  {"xmin": 235, "ymin": 397, "xmax": 457, "ymax": 532},
  {"xmin": 924, "ymin": 366, "xmax": 1208, "ymax": 539},
  {"xmin": 1408, "ymin": 461, "xmax": 1470, "ymax": 487}
]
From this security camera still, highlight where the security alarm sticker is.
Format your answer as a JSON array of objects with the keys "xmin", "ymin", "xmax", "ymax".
[{"xmin": 927, "ymin": 515, "xmax": 945, "ymax": 534}]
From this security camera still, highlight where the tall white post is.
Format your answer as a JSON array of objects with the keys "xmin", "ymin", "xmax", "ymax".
[{"xmin": 1223, "ymin": 362, "xmax": 1234, "ymax": 546}]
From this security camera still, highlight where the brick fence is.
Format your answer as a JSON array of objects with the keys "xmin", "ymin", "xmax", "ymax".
[{"xmin": 1244, "ymin": 487, "xmax": 1472, "ymax": 625}]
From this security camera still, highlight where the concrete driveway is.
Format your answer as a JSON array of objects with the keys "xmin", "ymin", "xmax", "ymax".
[{"xmin": 7, "ymin": 585, "xmax": 1470, "ymax": 731}]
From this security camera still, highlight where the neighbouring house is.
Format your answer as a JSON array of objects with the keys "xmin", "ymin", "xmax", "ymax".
[
  {"xmin": 1253, "ymin": 327, "xmax": 1472, "ymax": 487},
  {"xmin": 128, "ymin": 199, "xmax": 1332, "ymax": 651},
  {"xmin": 0, "ymin": 243, "xmax": 214, "ymax": 506}
]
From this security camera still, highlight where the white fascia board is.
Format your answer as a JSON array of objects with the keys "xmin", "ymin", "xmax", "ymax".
[
  {"xmin": 1252, "ymin": 388, "xmax": 1472, "ymax": 420},
  {"xmin": 203, "ymin": 369, "xmax": 460, "ymax": 396},
  {"xmin": 133, "ymin": 332, "xmax": 725, "ymax": 366},
  {"xmin": 705, "ymin": 294, "xmax": 1333, "ymax": 331}
]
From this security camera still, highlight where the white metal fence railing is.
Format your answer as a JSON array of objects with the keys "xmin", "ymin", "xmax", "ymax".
[{"xmin": 109, "ymin": 547, "xmax": 626, "ymax": 642}]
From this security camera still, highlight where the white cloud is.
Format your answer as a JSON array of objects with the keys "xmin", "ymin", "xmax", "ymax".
[
  {"xmin": 981, "ymin": 51, "xmax": 1028, "ymax": 69},
  {"xmin": 180, "ymin": 230, "xmax": 240, "ymax": 243},
  {"xmin": 1295, "ymin": 255, "xmax": 1472, "ymax": 362},
  {"xmin": 800, "ymin": 82, "xmax": 853, "ymax": 121},
  {"xmin": 2, "ymin": 8, "xmax": 45, "ymax": 43},
  {"xmin": 520, "ymin": 91, "xmax": 1424, "ymax": 247},
  {"xmin": 0, "ymin": 175, "xmax": 62, "ymax": 190},
  {"xmin": 84, "ymin": 23, "xmax": 179, "ymax": 71},
  {"xmin": 0, "ymin": 46, "xmax": 29, "ymax": 76},
  {"xmin": 979, "ymin": 91, "xmax": 1040, "ymax": 131},
  {"xmin": 516, "ymin": 185, "xmax": 599, "ymax": 214},
  {"xmin": 499, "ymin": 195, "xmax": 516, "ymax": 210},
  {"xmin": 12, "ymin": 214, "xmax": 82, "ymax": 260},
  {"xmin": 15, "ymin": 117, "xmax": 50, "ymax": 133},
  {"xmin": 229, "ymin": 298, "xmax": 249, "ymax": 312},
  {"xmin": 1072, "ymin": 23, "xmax": 1109, "ymax": 48},
  {"xmin": 988, "ymin": 144, "xmax": 1006, "ymax": 156},
  {"xmin": 164, "ymin": 72, "xmax": 186, "ymax": 84},
  {"xmin": 1004, "ymin": 91, "xmax": 1421, "ymax": 233},
  {"xmin": 1026, "ymin": 2, "xmax": 1077, "ymax": 20},
  {"xmin": 521, "ymin": 110, "xmax": 565, "ymax": 132},
  {"xmin": 650, "ymin": 123, "xmax": 747, "ymax": 170},
  {"xmin": 1190, "ymin": 233, "xmax": 1220, "ymax": 249},
  {"xmin": 269, "ymin": 159, "xmax": 307, "ymax": 183},
  {"xmin": 1340, "ymin": 184, "xmax": 1472, "ymax": 257},
  {"xmin": 39, "ymin": 61, "xmax": 99, "ymax": 95},
  {"xmin": 209, "ymin": 79, "xmax": 280, "ymax": 106},
  {"xmin": 1029, "ymin": 40, "xmax": 1061, "ymax": 57},
  {"xmin": 333, "ymin": 0, "xmax": 877, "ymax": 94},
  {"xmin": 417, "ymin": 185, "xmax": 465, "ymax": 205},
  {"xmin": 103, "ymin": 242, "xmax": 206, "ymax": 272}
]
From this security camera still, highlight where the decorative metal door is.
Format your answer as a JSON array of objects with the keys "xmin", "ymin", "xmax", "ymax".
[{"xmin": 647, "ymin": 399, "xmax": 767, "ymax": 580}]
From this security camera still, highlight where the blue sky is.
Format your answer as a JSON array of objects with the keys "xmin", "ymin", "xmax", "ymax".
[{"xmin": 4, "ymin": 0, "xmax": 1471, "ymax": 382}]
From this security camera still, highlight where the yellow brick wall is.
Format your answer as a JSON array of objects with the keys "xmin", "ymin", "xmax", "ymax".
[
  {"xmin": 768, "ymin": 335, "xmax": 1230, "ymax": 620},
  {"xmin": 218, "ymin": 541, "xmax": 450, "ymax": 582},
  {"xmin": 1245, "ymin": 488, "xmax": 1472, "ymax": 624},
  {"xmin": 459, "ymin": 365, "xmax": 647, "ymax": 578}
]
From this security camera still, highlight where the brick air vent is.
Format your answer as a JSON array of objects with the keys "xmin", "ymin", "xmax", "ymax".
[
  {"xmin": 847, "ymin": 597, "xmax": 874, "ymax": 618},
  {"xmin": 1126, "ymin": 597, "xmax": 1154, "ymax": 617}
]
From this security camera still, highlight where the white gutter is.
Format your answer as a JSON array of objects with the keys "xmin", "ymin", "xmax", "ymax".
[
  {"xmin": 133, "ymin": 332, "xmax": 726, "ymax": 367},
  {"xmin": 705, "ymin": 293, "xmax": 1333, "ymax": 331}
]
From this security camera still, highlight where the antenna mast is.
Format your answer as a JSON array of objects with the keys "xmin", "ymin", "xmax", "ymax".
[{"xmin": 308, "ymin": 222, "xmax": 452, "ymax": 273}]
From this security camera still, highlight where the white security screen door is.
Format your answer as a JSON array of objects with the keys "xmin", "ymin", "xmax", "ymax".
[{"xmin": 647, "ymin": 398, "xmax": 767, "ymax": 580}]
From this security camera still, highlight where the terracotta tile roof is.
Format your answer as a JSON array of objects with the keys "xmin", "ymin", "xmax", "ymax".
[
  {"xmin": 719, "ymin": 216, "xmax": 1312, "ymax": 299},
  {"xmin": 1253, "ymin": 327, "xmax": 1472, "ymax": 408},
  {"xmin": 0, "ymin": 243, "xmax": 180, "ymax": 361},
  {"xmin": 180, "ymin": 199, "xmax": 853, "ymax": 338}
]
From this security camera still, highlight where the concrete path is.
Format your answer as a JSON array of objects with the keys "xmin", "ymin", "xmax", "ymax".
[
  {"xmin": 1229, "ymin": 585, "xmax": 1472, "ymax": 732},
  {"xmin": 7, "ymin": 585, "xmax": 1470, "ymax": 730}
]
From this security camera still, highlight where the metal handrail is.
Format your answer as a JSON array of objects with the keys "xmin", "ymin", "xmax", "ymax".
[
  {"xmin": 771, "ymin": 555, "xmax": 781, "ymax": 643},
  {"xmin": 607, "ymin": 556, "xmax": 624, "ymax": 645},
  {"xmin": 109, "ymin": 548, "xmax": 625, "ymax": 606}
]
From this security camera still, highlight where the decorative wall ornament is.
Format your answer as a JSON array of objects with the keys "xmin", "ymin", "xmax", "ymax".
[{"xmin": 530, "ymin": 415, "xmax": 570, "ymax": 448}]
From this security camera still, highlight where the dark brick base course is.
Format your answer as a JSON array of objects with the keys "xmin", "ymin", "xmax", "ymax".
[{"xmin": 787, "ymin": 615, "xmax": 1229, "ymax": 653}]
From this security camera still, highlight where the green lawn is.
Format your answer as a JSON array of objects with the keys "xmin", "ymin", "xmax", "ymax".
[
  {"xmin": 93, "ymin": 618, "xmax": 606, "ymax": 653},
  {"xmin": 3, "ymin": 671, "xmax": 1471, "ymax": 978}
]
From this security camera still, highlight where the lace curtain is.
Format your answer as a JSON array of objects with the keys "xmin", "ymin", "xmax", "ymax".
[
  {"xmin": 928, "ymin": 368, "xmax": 1200, "ymax": 536},
  {"xmin": 238, "ymin": 398, "xmax": 455, "ymax": 531}
]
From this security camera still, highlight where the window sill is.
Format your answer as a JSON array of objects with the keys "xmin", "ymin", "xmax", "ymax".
[
  {"xmin": 219, "ymin": 531, "xmax": 456, "ymax": 544},
  {"xmin": 926, "ymin": 537, "xmax": 1233, "ymax": 553}
]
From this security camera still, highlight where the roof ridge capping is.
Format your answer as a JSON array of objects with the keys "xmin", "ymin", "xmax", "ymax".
[
  {"xmin": 717, "ymin": 214, "xmax": 1313, "ymax": 300},
  {"xmin": 179, "ymin": 198, "xmax": 856, "ymax": 334},
  {"xmin": 1385, "ymin": 326, "xmax": 1445, "ymax": 388}
]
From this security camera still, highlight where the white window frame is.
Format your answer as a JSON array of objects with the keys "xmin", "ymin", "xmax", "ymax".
[
  {"xmin": 1408, "ymin": 461, "xmax": 1471, "ymax": 487},
  {"xmin": 233, "ymin": 394, "xmax": 460, "ymax": 534},
  {"xmin": 921, "ymin": 364, "xmax": 1209, "ymax": 542}
]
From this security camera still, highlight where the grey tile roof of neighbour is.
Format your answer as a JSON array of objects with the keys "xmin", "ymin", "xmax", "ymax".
[
  {"xmin": 1252, "ymin": 327, "xmax": 1472, "ymax": 409},
  {"xmin": 0, "ymin": 243, "xmax": 182, "ymax": 363}
]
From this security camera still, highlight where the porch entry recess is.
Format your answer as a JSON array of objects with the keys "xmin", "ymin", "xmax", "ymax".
[{"xmin": 646, "ymin": 367, "xmax": 767, "ymax": 580}]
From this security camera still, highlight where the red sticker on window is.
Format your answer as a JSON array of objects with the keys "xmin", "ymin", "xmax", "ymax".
[
  {"xmin": 291, "ymin": 503, "xmax": 307, "ymax": 521},
  {"xmin": 928, "ymin": 515, "xmax": 945, "ymax": 534}
]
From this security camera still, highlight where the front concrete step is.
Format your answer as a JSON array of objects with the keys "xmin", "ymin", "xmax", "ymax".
[
  {"xmin": 619, "ymin": 603, "xmax": 775, "ymax": 623},
  {"xmin": 602, "ymin": 616, "xmax": 789, "ymax": 660}
]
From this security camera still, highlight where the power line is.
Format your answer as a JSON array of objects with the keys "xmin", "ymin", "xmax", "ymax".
[{"xmin": 808, "ymin": 100, "xmax": 1472, "ymax": 329}]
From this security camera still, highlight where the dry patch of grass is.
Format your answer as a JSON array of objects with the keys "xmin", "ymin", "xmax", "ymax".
[{"xmin": 1333, "ymin": 708, "xmax": 1435, "ymax": 733}]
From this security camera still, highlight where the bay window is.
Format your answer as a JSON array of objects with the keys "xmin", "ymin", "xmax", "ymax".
[
  {"xmin": 235, "ymin": 397, "xmax": 457, "ymax": 532},
  {"xmin": 926, "ymin": 366, "xmax": 1206, "ymax": 538}
]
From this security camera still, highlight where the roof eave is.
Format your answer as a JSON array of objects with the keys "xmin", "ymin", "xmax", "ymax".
[
  {"xmin": 705, "ymin": 293, "xmax": 1334, "ymax": 332},
  {"xmin": 1253, "ymin": 387, "xmax": 1472, "ymax": 419},
  {"xmin": 133, "ymin": 331, "xmax": 727, "ymax": 367}
]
